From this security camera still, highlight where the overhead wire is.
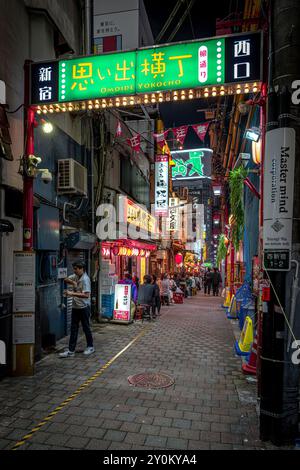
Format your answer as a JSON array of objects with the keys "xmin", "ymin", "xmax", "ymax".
[{"xmin": 186, "ymin": 0, "xmax": 196, "ymax": 39}]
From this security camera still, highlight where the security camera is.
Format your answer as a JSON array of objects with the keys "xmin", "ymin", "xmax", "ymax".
[
  {"xmin": 28, "ymin": 155, "xmax": 42, "ymax": 167},
  {"xmin": 40, "ymin": 169, "xmax": 52, "ymax": 184},
  {"xmin": 238, "ymin": 102, "xmax": 250, "ymax": 115}
]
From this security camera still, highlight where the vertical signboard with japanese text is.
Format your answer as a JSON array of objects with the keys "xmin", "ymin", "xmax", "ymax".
[
  {"xmin": 167, "ymin": 197, "xmax": 180, "ymax": 231},
  {"xmin": 263, "ymin": 128, "xmax": 296, "ymax": 271},
  {"xmin": 31, "ymin": 62, "xmax": 59, "ymax": 105},
  {"xmin": 225, "ymin": 33, "xmax": 261, "ymax": 84},
  {"xmin": 113, "ymin": 284, "xmax": 131, "ymax": 322},
  {"xmin": 155, "ymin": 155, "xmax": 169, "ymax": 217}
]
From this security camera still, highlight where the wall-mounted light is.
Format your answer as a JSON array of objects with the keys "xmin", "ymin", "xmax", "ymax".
[
  {"xmin": 212, "ymin": 184, "xmax": 222, "ymax": 196},
  {"xmin": 41, "ymin": 119, "xmax": 54, "ymax": 134},
  {"xmin": 244, "ymin": 127, "xmax": 261, "ymax": 142},
  {"xmin": 252, "ymin": 139, "xmax": 261, "ymax": 165}
]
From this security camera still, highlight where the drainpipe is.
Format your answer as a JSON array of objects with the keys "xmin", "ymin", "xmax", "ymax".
[
  {"xmin": 23, "ymin": 61, "xmax": 35, "ymax": 251},
  {"xmin": 85, "ymin": 0, "xmax": 93, "ymax": 55}
]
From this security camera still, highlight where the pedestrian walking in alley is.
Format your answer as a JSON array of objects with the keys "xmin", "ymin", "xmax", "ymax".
[
  {"xmin": 212, "ymin": 267, "xmax": 222, "ymax": 296},
  {"xmin": 169, "ymin": 275, "xmax": 177, "ymax": 303},
  {"xmin": 204, "ymin": 268, "xmax": 213, "ymax": 295},
  {"xmin": 59, "ymin": 261, "xmax": 94, "ymax": 358},
  {"xmin": 151, "ymin": 275, "xmax": 161, "ymax": 317},
  {"xmin": 195, "ymin": 273, "xmax": 201, "ymax": 291},
  {"xmin": 179, "ymin": 274, "xmax": 188, "ymax": 298},
  {"xmin": 186, "ymin": 274, "xmax": 192, "ymax": 297},
  {"xmin": 161, "ymin": 273, "xmax": 171, "ymax": 305}
]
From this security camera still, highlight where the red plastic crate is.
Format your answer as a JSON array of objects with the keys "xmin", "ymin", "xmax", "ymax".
[{"xmin": 173, "ymin": 292, "xmax": 184, "ymax": 304}]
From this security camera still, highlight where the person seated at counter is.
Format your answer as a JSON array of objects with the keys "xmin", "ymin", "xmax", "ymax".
[{"xmin": 137, "ymin": 275, "xmax": 156, "ymax": 309}]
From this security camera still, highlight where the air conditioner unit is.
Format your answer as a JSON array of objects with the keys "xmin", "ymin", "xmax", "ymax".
[{"xmin": 57, "ymin": 159, "xmax": 87, "ymax": 195}]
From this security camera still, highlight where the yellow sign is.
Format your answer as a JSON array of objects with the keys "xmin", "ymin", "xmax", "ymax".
[{"xmin": 127, "ymin": 200, "xmax": 156, "ymax": 233}]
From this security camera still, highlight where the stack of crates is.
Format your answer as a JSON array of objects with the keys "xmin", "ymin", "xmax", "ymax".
[{"xmin": 101, "ymin": 294, "xmax": 115, "ymax": 319}]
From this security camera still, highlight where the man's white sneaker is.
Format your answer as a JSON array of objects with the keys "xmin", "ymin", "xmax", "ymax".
[
  {"xmin": 59, "ymin": 349, "xmax": 75, "ymax": 358},
  {"xmin": 83, "ymin": 347, "xmax": 95, "ymax": 356}
]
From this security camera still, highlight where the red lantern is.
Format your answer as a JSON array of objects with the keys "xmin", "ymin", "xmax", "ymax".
[
  {"xmin": 112, "ymin": 246, "xmax": 119, "ymax": 256},
  {"xmin": 175, "ymin": 253, "xmax": 183, "ymax": 264},
  {"xmin": 102, "ymin": 246, "xmax": 111, "ymax": 259}
]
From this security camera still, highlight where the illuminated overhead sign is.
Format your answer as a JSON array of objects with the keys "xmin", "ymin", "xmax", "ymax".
[
  {"xmin": 31, "ymin": 32, "xmax": 262, "ymax": 111},
  {"xmin": 118, "ymin": 196, "xmax": 156, "ymax": 235},
  {"xmin": 171, "ymin": 149, "xmax": 212, "ymax": 180}
]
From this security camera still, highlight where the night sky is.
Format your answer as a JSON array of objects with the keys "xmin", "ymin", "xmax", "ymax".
[{"xmin": 143, "ymin": 0, "xmax": 234, "ymax": 148}]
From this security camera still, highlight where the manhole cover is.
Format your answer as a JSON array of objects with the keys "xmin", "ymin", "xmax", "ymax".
[{"xmin": 128, "ymin": 373, "xmax": 175, "ymax": 389}]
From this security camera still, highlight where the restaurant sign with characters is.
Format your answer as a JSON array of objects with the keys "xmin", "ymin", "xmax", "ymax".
[{"xmin": 30, "ymin": 32, "xmax": 262, "ymax": 106}]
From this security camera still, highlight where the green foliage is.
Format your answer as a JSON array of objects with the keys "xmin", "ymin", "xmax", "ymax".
[
  {"xmin": 216, "ymin": 234, "xmax": 228, "ymax": 266},
  {"xmin": 229, "ymin": 167, "xmax": 248, "ymax": 250}
]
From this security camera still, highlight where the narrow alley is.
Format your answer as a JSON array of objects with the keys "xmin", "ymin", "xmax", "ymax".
[{"xmin": 0, "ymin": 294, "xmax": 276, "ymax": 451}]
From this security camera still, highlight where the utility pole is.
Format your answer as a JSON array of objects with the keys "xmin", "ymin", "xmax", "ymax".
[{"xmin": 260, "ymin": 0, "xmax": 300, "ymax": 445}]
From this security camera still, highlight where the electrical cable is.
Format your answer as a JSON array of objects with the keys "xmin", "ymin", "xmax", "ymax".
[
  {"xmin": 185, "ymin": 0, "xmax": 195, "ymax": 39},
  {"xmin": 264, "ymin": 268, "xmax": 300, "ymax": 352},
  {"xmin": 6, "ymin": 104, "xmax": 24, "ymax": 114}
]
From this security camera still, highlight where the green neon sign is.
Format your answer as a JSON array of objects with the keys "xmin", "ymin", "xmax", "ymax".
[
  {"xmin": 172, "ymin": 151, "xmax": 205, "ymax": 179},
  {"xmin": 59, "ymin": 38, "xmax": 224, "ymax": 102},
  {"xmin": 30, "ymin": 32, "xmax": 262, "ymax": 106},
  {"xmin": 59, "ymin": 51, "xmax": 136, "ymax": 101},
  {"xmin": 136, "ymin": 39, "xmax": 224, "ymax": 93}
]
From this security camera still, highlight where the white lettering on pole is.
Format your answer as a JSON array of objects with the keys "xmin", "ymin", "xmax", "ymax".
[
  {"xmin": 0, "ymin": 340, "xmax": 6, "ymax": 365},
  {"xmin": 291, "ymin": 80, "xmax": 300, "ymax": 105},
  {"xmin": 291, "ymin": 340, "xmax": 300, "ymax": 364}
]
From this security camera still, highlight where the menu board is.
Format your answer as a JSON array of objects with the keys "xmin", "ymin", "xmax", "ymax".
[{"xmin": 113, "ymin": 284, "xmax": 131, "ymax": 322}]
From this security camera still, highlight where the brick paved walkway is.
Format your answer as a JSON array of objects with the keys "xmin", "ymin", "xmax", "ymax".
[{"xmin": 0, "ymin": 293, "xmax": 279, "ymax": 450}]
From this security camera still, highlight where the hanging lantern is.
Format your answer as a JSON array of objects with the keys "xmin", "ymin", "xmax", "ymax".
[
  {"xmin": 112, "ymin": 246, "xmax": 119, "ymax": 256},
  {"xmin": 252, "ymin": 139, "xmax": 261, "ymax": 165},
  {"xmin": 175, "ymin": 253, "xmax": 183, "ymax": 264},
  {"xmin": 102, "ymin": 246, "xmax": 111, "ymax": 259}
]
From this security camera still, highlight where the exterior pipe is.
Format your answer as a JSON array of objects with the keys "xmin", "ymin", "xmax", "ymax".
[
  {"xmin": 23, "ymin": 61, "xmax": 35, "ymax": 251},
  {"xmin": 244, "ymin": 177, "xmax": 261, "ymax": 199},
  {"xmin": 84, "ymin": 0, "xmax": 92, "ymax": 55}
]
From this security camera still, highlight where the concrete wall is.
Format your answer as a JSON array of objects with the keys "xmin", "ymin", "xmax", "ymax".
[
  {"xmin": 0, "ymin": 0, "xmax": 83, "ymax": 295},
  {"xmin": 93, "ymin": 0, "xmax": 153, "ymax": 51}
]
